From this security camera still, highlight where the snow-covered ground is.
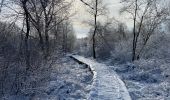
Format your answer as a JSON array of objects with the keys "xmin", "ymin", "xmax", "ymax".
[
  {"xmin": 2, "ymin": 56, "xmax": 93, "ymax": 100},
  {"xmin": 71, "ymin": 55, "xmax": 131, "ymax": 100},
  {"xmin": 109, "ymin": 59, "xmax": 170, "ymax": 100},
  {"xmin": 3, "ymin": 54, "xmax": 169, "ymax": 100},
  {"xmin": 46, "ymin": 57, "xmax": 93, "ymax": 100}
]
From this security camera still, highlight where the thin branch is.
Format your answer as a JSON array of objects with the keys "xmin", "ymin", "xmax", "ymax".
[{"xmin": 80, "ymin": 0, "xmax": 94, "ymax": 10}]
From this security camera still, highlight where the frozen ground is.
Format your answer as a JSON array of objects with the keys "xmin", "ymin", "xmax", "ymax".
[
  {"xmin": 71, "ymin": 55, "xmax": 131, "ymax": 100},
  {"xmin": 2, "ymin": 56, "xmax": 93, "ymax": 100},
  {"xmin": 46, "ymin": 56, "xmax": 93, "ymax": 100},
  {"xmin": 109, "ymin": 59, "xmax": 170, "ymax": 100},
  {"xmin": 3, "ymin": 54, "xmax": 169, "ymax": 100}
]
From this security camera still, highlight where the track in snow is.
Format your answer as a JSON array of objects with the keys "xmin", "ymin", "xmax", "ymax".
[{"xmin": 71, "ymin": 55, "xmax": 131, "ymax": 100}]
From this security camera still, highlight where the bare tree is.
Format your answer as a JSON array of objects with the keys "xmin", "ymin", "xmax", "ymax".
[
  {"xmin": 117, "ymin": 22, "xmax": 127, "ymax": 40},
  {"xmin": 39, "ymin": 0, "xmax": 72, "ymax": 57},
  {"xmin": 0, "ymin": 0, "xmax": 76, "ymax": 98},
  {"xmin": 20, "ymin": 0, "xmax": 31, "ymax": 69},
  {"xmin": 14, "ymin": 0, "xmax": 73, "ymax": 57},
  {"xmin": 121, "ymin": 0, "xmax": 168, "ymax": 61},
  {"xmin": 25, "ymin": 0, "xmax": 45, "ymax": 50},
  {"xmin": 80, "ymin": 0, "xmax": 107, "ymax": 59}
]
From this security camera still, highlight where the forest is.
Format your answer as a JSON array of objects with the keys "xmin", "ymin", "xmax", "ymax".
[{"xmin": 0, "ymin": 0, "xmax": 170, "ymax": 100}]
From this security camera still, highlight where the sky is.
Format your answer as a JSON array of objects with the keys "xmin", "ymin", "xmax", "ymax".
[
  {"xmin": 0, "ymin": 0, "xmax": 133, "ymax": 38},
  {"xmin": 1, "ymin": 0, "xmax": 168, "ymax": 38},
  {"xmin": 70, "ymin": 0, "xmax": 133, "ymax": 38}
]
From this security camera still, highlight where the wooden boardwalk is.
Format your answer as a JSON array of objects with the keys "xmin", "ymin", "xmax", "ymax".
[{"xmin": 71, "ymin": 55, "xmax": 131, "ymax": 100}]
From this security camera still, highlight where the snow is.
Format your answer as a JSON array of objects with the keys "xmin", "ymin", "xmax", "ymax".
[
  {"xmin": 110, "ymin": 59, "xmax": 170, "ymax": 100},
  {"xmin": 71, "ymin": 55, "xmax": 132, "ymax": 100},
  {"xmin": 46, "ymin": 57, "xmax": 93, "ymax": 100},
  {"xmin": 1, "ymin": 56, "xmax": 93, "ymax": 100}
]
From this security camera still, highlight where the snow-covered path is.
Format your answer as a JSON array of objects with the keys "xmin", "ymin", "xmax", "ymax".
[{"xmin": 71, "ymin": 55, "xmax": 131, "ymax": 100}]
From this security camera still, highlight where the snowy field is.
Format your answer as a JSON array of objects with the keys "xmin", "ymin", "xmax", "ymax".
[
  {"xmin": 48, "ymin": 57, "xmax": 93, "ymax": 100},
  {"xmin": 1, "ymin": 56, "xmax": 93, "ymax": 100},
  {"xmin": 2, "ymin": 55, "xmax": 170, "ymax": 100},
  {"xmin": 109, "ymin": 59, "xmax": 170, "ymax": 100}
]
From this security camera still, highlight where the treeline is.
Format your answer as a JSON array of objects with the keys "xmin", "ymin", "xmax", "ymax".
[
  {"xmin": 76, "ymin": 0, "xmax": 170, "ymax": 64},
  {"xmin": 0, "ymin": 0, "xmax": 75, "ymax": 98}
]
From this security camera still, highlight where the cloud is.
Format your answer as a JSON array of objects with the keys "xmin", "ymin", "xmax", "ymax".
[{"xmin": 69, "ymin": 0, "xmax": 134, "ymax": 38}]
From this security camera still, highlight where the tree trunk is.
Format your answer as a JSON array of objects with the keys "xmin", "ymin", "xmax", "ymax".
[
  {"xmin": 132, "ymin": 0, "xmax": 138, "ymax": 61},
  {"xmin": 37, "ymin": 29, "xmax": 44, "ymax": 50},
  {"xmin": 45, "ymin": 26, "xmax": 49, "ymax": 58},
  {"xmin": 92, "ymin": 0, "xmax": 98, "ymax": 59},
  {"xmin": 22, "ymin": 0, "xmax": 30, "ymax": 70}
]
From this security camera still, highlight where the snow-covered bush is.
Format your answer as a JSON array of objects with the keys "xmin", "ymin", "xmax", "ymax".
[
  {"xmin": 111, "ymin": 39, "xmax": 132, "ymax": 64},
  {"xmin": 0, "ymin": 22, "xmax": 52, "ymax": 98},
  {"xmin": 112, "ymin": 58, "xmax": 170, "ymax": 100}
]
